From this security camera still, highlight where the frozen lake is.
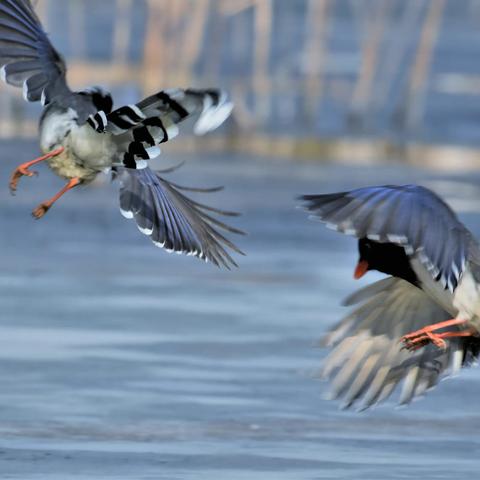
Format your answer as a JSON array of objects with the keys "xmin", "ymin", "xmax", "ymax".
[{"xmin": 1, "ymin": 142, "xmax": 480, "ymax": 479}]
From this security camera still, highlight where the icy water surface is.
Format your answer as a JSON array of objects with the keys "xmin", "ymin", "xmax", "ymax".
[{"xmin": 1, "ymin": 142, "xmax": 480, "ymax": 479}]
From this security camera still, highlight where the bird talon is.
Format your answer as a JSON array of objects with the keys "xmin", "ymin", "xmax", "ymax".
[
  {"xmin": 22, "ymin": 168, "xmax": 35, "ymax": 177},
  {"xmin": 401, "ymin": 336, "xmax": 425, "ymax": 352},
  {"xmin": 401, "ymin": 329, "xmax": 447, "ymax": 351},
  {"xmin": 9, "ymin": 166, "xmax": 37, "ymax": 194},
  {"xmin": 429, "ymin": 334, "xmax": 447, "ymax": 350},
  {"xmin": 32, "ymin": 203, "xmax": 50, "ymax": 220}
]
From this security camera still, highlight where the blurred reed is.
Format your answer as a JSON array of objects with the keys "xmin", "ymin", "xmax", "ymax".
[{"xmin": 0, "ymin": 0, "xmax": 479, "ymax": 163}]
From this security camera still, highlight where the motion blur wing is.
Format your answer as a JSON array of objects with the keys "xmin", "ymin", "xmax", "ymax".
[
  {"xmin": 301, "ymin": 185, "xmax": 480, "ymax": 292},
  {"xmin": 321, "ymin": 277, "xmax": 480, "ymax": 409},
  {"xmin": 0, "ymin": 0, "xmax": 70, "ymax": 103}
]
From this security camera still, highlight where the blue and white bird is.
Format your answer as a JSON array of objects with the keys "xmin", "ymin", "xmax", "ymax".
[{"xmin": 1, "ymin": 0, "xmax": 243, "ymax": 268}]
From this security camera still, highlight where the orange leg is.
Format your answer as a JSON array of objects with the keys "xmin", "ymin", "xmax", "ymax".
[
  {"xmin": 32, "ymin": 177, "xmax": 81, "ymax": 219},
  {"xmin": 9, "ymin": 146, "xmax": 65, "ymax": 195},
  {"xmin": 402, "ymin": 328, "xmax": 478, "ymax": 352},
  {"xmin": 401, "ymin": 318, "xmax": 474, "ymax": 351}
]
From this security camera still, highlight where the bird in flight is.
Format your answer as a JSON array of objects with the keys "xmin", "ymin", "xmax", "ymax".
[
  {"xmin": 0, "ymin": 0, "xmax": 244, "ymax": 268},
  {"xmin": 300, "ymin": 184, "xmax": 480, "ymax": 409}
]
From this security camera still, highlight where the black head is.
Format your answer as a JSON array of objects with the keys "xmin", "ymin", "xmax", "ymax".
[{"xmin": 355, "ymin": 238, "xmax": 419, "ymax": 287}]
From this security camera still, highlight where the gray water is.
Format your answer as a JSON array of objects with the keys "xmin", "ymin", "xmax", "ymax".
[{"xmin": 1, "ymin": 142, "xmax": 480, "ymax": 479}]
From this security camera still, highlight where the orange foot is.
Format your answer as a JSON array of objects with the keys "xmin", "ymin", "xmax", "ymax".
[
  {"xmin": 9, "ymin": 147, "xmax": 65, "ymax": 195},
  {"xmin": 30, "ymin": 177, "xmax": 81, "ymax": 220},
  {"xmin": 9, "ymin": 166, "xmax": 38, "ymax": 195},
  {"xmin": 402, "ymin": 328, "xmax": 447, "ymax": 351},
  {"xmin": 32, "ymin": 202, "xmax": 50, "ymax": 219},
  {"xmin": 401, "ymin": 318, "xmax": 472, "ymax": 352}
]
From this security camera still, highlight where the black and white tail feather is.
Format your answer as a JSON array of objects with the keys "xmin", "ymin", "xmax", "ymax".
[
  {"xmin": 106, "ymin": 88, "xmax": 242, "ymax": 267},
  {"xmin": 87, "ymin": 88, "xmax": 233, "ymax": 169}
]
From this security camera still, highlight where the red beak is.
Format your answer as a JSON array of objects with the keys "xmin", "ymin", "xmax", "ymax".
[{"xmin": 354, "ymin": 260, "xmax": 369, "ymax": 279}]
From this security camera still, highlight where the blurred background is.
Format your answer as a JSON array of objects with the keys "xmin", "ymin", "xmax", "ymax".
[
  {"xmin": 1, "ymin": 1, "xmax": 480, "ymax": 479},
  {"xmin": 1, "ymin": 0, "xmax": 480, "ymax": 166}
]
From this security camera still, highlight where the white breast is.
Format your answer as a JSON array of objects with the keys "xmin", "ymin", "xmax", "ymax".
[
  {"xmin": 410, "ymin": 257, "xmax": 456, "ymax": 316},
  {"xmin": 39, "ymin": 108, "xmax": 78, "ymax": 153},
  {"xmin": 411, "ymin": 256, "xmax": 480, "ymax": 323},
  {"xmin": 40, "ymin": 108, "xmax": 116, "ymax": 172},
  {"xmin": 453, "ymin": 269, "xmax": 480, "ymax": 323},
  {"xmin": 67, "ymin": 123, "xmax": 115, "ymax": 170}
]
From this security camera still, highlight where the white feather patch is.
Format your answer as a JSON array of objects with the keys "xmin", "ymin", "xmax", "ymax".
[
  {"xmin": 201, "ymin": 94, "xmax": 214, "ymax": 114},
  {"xmin": 137, "ymin": 225, "xmax": 153, "ymax": 235},
  {"xmin": 88, "ymin": 115, "xmax": 99, "ymax": 131},
  {"xmin": 120, "ymin": 208, "xmax": 134, "ymax": 219},
  {"xmin": 451, "ymin": 348, "xmax": 463, "ymax": 375},
  {"xmin": 194, "ymin": 102, "xmax": 233, "ymax": 135},
  {"xmin": 22, "ymin": 80, "xmax": 29, "ymax": 101},
  {"xmin": 387, "ymin": 234, "xmax": 408, "ymax": 244},
  {"xmin": 128, "ymin": 104, "xmax": 146, "ymax": 119},
  {"xmin": 399, "ymin": 367, "xmax": 419, "ymax": 404},
  {"xmin": 164, "ymin": 88, "xmax": 185, "ymax": 101},
  {"xmin": 326, "ymin": 223, "xmax": 339, "ymax": 231},
  {"xmin": 145, "ymin": 146, "xmax": 161, "ymax": 159},
  {"xmin": 97, "ymin": 111, "xmax": 107, "ymax": 130},
  {"xmin": 166, "ymin": 124, "xmax": 179, "ymax": 140},
  {"xmin": 135, "ymin": 160, "xmax": 148, "ymax": 169},
  {"xmin": 0, "ymin": 65, "xmax": 6, "ymax": 83},
  {"xmin": 452, "ymin": 262, "xmax": 460, "ymax": 279}
]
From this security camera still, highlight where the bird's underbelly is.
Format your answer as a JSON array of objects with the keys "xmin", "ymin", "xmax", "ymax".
[
  {"xmin": 410, "ymin": 257, "xmax": 456, "ymax": 315},
  {"xmin": 46, "ymin": 150, "xmax": 99, "ymax": 182},
  {"xmin": 411, "ymin": 256, "xmax": 480, "ymax": 329},
  {"xmin": 452, "ymin": 268, "xmax": 480, "ymax": 330},
  {"xmin": 43, "ymin": 124, "xmax": 115, "ymax": 182}
]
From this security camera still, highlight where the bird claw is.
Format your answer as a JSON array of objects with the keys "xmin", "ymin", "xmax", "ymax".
[
  {"xmin": 32, "ymin": 202, "xmax": 50, "ymax": 220},
  {"xmin": 9, "ymin": 166, "xmax": 38, "ymax": 195},
  {"xmin": 401, "ymin": 329, "xmax": 447, "ymax": 351}
]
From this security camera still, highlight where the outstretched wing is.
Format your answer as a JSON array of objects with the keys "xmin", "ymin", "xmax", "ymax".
[
  {"xmin": 0, "ymin": 0, "xmax": 70, "ymax": 103},
  {"xmin": 321, "ymin": 277, "xmax": 480, "ymax": 410},
  {"xmin": 86, "ymin": 88, "xmax": 233, "ymax": 169},
  {"xmin": 116, "ymin": 165, "xmax": 244, "ymax": 269},
  {"xmin": 300, "ymin": 185, "xmax": 480, "ymax": 292}
]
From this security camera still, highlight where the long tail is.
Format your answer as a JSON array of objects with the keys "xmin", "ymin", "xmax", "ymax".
[
  {"xmin": 116, "ymin": 165, "xmax": 245, "ymax": 268},
  {"xmin": 87, "ymin": 88, "xmax": 233, "ymax": 169}
]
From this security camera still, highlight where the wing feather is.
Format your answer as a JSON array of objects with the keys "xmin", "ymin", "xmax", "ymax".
[
  {"xmin": 116, "ymin": 166, "xmax": 244, "ymax": 268},
  {"xmin": 0, "ymin": 0, "xmax": 70, "ymax": 103},
  {"xmin": 301, "ymin": 185, "xmax": 480, "ymax": 291},
  {"xmin": 320, "ymin": 278, "xmax": 480, "ymax": 409}
]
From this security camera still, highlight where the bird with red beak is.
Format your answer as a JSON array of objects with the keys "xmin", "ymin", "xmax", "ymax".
[{"xmin": 300, "ymin": 184, "xmax": 480, "ymax": 409}]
